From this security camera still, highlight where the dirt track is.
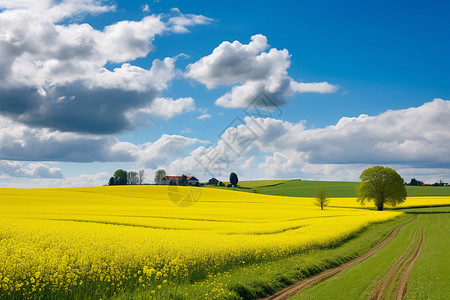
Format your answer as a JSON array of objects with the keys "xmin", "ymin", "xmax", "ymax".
[
  {"xmin": 262, "ymin": 214, "xmax": 418, "ymax": 300},
  {"xmin": 371, "ymin": 228, "xmax": 424, "ymax": 300}
]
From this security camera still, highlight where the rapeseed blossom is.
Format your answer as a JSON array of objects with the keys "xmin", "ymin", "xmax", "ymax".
[{"xmin": 0, "ymin": 186, "xmax": 413, "ymax": 298}]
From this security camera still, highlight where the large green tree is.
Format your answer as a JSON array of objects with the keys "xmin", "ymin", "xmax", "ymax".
[
  {"xmin": 113, "ymin": 169, "xmax": 128, "ymax": 185},
  {"xmin": 356, "ymin": 166, "xmax": 407, "ymax": 211},
  {"xmin": 154, "ymin": 169, "xmax": 166, "ymax": 185}
]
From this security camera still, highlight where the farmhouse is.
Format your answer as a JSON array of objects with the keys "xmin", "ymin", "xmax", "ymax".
[
  {"xmin": 208, "ymin": 177, "xmax": 219, "ymax": 185},
  {"xmin": 162, "ymin": 176, "xmax": 180, "ymax": 185},
  {"xmin": 162, "ymin": 175, "xmax": 199, "ymax": 186},
  {"xmin": 187, "ymin": 176, "xmax": 199, "ymax": 185}
]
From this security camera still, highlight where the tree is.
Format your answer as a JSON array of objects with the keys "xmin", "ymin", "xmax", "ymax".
[
  {"xmin": 314, "ymin": 187, "xmax": 329, "ymax": 210},
  {"xmin": 230, "ymin": 172, "xmax": 238, "ymax": 187},
  {"xmin": 138, "ymin": 169, "xmax": 145, "ymax": 185},
  {"xmin": 127, "ymin": 171, "xmax": 138, "ymax": 185},
  {"xmin": 154, "ymin": 169, "xmax": 166, "ymax": 185},
  {"xmin": 408, "ymin": 178, "xmax": 423, "ymax": 186},
  {"xmin": 113, "ymin": 169, "xmax": 128, "ymax": 185},
  {"xmin": 108, "ymin": 177, "xmax": 115, "ymax": 186},
  {"xmin": 178, "ymin": 174, "xmax": 188, "ymax": 186},
  {"xmin": 356, "ymin": 166, "xmax": 407, "ymax": 211}
]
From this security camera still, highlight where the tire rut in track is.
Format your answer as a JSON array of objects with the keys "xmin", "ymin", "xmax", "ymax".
[
  {"xmin": 261, "ymin": 214, "xmax": 418, "ymax": 300},
  {"xmin": 371, "ymin": 227, "xmax": 424, "ymax": 300}
]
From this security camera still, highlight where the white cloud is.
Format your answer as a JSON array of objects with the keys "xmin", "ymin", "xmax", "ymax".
[
  {"xmin": 0, "ymin": 160, "xmax": 63, "ymax": 178},
  {"xmin": 0, "ymin": 171, "xmax": 111, "ymax": 188},
  {"xmin": 186, "ymin": 34, "xmax": 338, "ymax": 108},
  {"xmin": 168, "ymin": 8, "xmax": 213, "ymax": 33},
  {"xmin": 197, "ymin": 113, "xmax": 211, "ymax": 120},
  {"xmin": 197, "ymin": 108, "xmax": 211, "ymax": 120},
  {"xmin": 0, "ymin": 0, "xmax": 116, "ymax": 22},
  {"xmin": 134, "ymin": 97, "xmax": 196, "ymax": 120},
  {"xmin": 135, "ymin": 134, "xmax": 206, "ymax": 169},
  {"xmin": 142, "ymin": 4, "xmax": 150, "ymax": 12},
  {"xmin": 186, "ymin": 34, "xmax": 275, "ymax": 88},
  {"xmin": 291, "ymin": 81, "xmax": 339, "ymax": 94}
]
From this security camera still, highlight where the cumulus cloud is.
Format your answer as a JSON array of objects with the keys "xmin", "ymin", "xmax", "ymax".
[
  {"xmin": 186, "ymin": 34, "xmax": 338, "ymax": 108},
  {"xmin": 168, "ymin": 8, "xmax": 213, "ymax": 33},
  {"xmin": 133, "ymin": 97, "xmax": 196, "ymax": 120},
  {"xmin": 0, "ymin": 170, "xmax": 111, "ymax": 188},
  {"xmin": 0, "ymin": 4, "xmax": 210, "ymax": 134},
  {"xmin": 0, "ymin": 160, "xmax": 63, "ymax": 178},
  {"xmin": 197, "ymin": 113, "xmax": 211, "ymax": 120},
  {"xmin": 0, "ymin": 0, "xmax": 116, "ymax": 22},
  {"xmin": 142, "ymin": 4, "xmax": 150, "ymax": 13},
  {"xmin": 136, "ymin": 134, "xmax": 207, "ymax": 169}
]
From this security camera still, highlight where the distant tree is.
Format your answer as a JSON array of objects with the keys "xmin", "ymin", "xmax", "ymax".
[
  {"xmin": 356, "ymin": 166, "xmax": 407, "ymax": 211},
  {"xmin": 138, "ymin": 170, "xmax": 145, "ymax": 185},
  {"xmin": 314, "ymin": 187, "xmax": 329, "ymax": 210},
  {"xmin": 154, "ymin": 169, "xmax": 166, "ymax": 185},
  {"xmin": 113, "ymin": 169, "xmax": 128, "ymax": 185},
  {"xmin": 229, "ymin": 172, "xmax": 238, "ymax": 187},
  {"xmin": 127, "ymin": 171, "xmax": 138, "ymax": 185},
  {"xmin": 178, "ymin": 174, "xmax": 188, "ymax": 186},
  {"xmin": 409, "ymin": 178, "xmax": 423, "ymax": 186},
  {"xmin": 108, "ymin": 177, "xmax": 115, "ymax": 186}
]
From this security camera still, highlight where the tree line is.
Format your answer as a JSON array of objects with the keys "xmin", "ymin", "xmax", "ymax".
[{"xmin": 109, "ymin": 169, "xmax": 145, "ymax": 185}]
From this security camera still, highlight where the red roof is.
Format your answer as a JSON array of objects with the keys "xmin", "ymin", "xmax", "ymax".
[
  {"xmin": 164, "ymin": 176, "xmax": 181, "ymax": 180},
  {"xmin": 164, "ymin": 176, "xmax": 198, "ymax": 181}
]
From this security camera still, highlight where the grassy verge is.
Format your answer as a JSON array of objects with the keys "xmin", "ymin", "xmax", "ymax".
[
  {"xmin": 291, "ymin": 207, "xmax": 449, "ymax": 300},
  {"xmin": 117, "ymin": 214, "xmax": 411, "ymax": 299}
]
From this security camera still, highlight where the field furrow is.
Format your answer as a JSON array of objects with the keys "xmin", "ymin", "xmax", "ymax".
[
  {"xmin": 370, "ymin": 228, "xmax": 424, "ymax": 300},
  {"xmin": 262, "ymin": 214, "xmax": 417, "ymax": 300}
]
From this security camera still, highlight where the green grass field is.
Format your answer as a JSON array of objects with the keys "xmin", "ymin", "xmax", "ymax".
[
  {"xmin": 291, "ymin": 207, "xmax": 449, "ymax": 300},
  {"xmin": 255, "ymin": 180, "xmax": 358, "ymax": 197},
  {"xmin": 214, "ymin": 180, "xmax": 450, "ymax": 198},
  {"xmin": 404, "ymin": 209, "xmax": 449, "ymax": 300}
]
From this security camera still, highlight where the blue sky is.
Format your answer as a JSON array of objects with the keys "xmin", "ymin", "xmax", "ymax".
[{"xmin": 0, "ymin": 0, "xmax": 449, "ymax": 187}]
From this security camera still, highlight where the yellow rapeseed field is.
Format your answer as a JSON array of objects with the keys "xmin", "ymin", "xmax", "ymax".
[{"xmin": 0, "ymin": 186, "xmax": 406, "ymax": 299}]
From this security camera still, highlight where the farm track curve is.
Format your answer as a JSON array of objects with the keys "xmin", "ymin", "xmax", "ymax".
[
  {"xmin": 261, "ymin": 213, "xmax": 418, "ymax": 300},
  {"xmin": 370, "ymin": 228, "xmax": 424, "ymax": 300}
]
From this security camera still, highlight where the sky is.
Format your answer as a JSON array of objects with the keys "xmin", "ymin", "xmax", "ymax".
[{"xmin": 0, "ymin": 0, "xmax": 449, "ymax": 188}]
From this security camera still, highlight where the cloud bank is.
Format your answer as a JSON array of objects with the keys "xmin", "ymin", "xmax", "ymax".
[
  {"xmin": 1, "ymin": 99, "xmax": 449, "ymax": 185},
  {"xmin": 163, "ymin": 98, "xmax": 450, "ymax": 181}
]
